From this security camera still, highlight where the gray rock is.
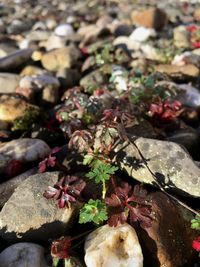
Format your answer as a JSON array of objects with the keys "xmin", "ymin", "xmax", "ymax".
[
  {"xmin": 0, "ymin": 73, "xmax": 20, "ymax": 93},
  {"xmin": 0, "ymin": 49, "xmax": 33, "ymax": 71},
  {"xmin": 0, "ymin": 172, "xmax": 78, "ymax": 242},
  {"xmin": 0, "ymin": 242, "xmax": 47, "ymax": 267},
  {"xmin": 176, "ymin": 84, "xmax": 200, "ymax": 109},
  {"xmin": 0, "ymin": 138, "xmax": 50, "ymax": 163},
  {"xmin": 26, "ymin": 30, "xmax": 50, "ymax": 41},
  {"xmin": 112, "ymin": 137, "xmax": 200, "ymax": 197}
]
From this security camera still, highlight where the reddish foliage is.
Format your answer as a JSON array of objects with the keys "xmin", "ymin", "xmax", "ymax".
[
  {"xmin": 186, "ymin": 25, "xmax": 198, "ymax": 33},
  {"xmin": 106, "ymin": 182, "xmax": 153, "ymax": 228},
  {"xmin": 43, "ymin": 175, "xmax": 86, "ymax": 208},
  {"xmin": 5, "ymin": 159, "xmax": 23, "ymax": 178},
  {"xmin": 192, "ymin": 41, "xmax": 200, "ymax": 48},
  {"xmin": 38, "ymin": 147, "xmax": 61, "ymax": 173},
  {"xmin": 51, "ymin": 236, "xmax": 72, "ymax": 259},
  {"xmin": 192, "ymin": 236, "xmax": 200, "ymax": 253},
  {"xmin": 149, "ymin": 99, "xmax": 183, "ymax": 125}
]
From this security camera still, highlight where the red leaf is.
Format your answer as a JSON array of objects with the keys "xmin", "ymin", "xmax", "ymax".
[
  {"xmin": 192, "ymin": 236, "xmax": 200, "ymax": 252},
  {"xmin": 51, "ymin": 236, "xmax": 72, "ymax": 259}
]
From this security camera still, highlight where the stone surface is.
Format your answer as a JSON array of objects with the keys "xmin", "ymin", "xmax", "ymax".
[
  {"xmin": 155, "ymin": 64, "xmax": 199, "ymax": 79},
  {"xmin": 0, "ymin": 242, "xmax": 47, "ymax": 267},
  {"xmin": 138, "ymin": 192, "xmax": 196, "ymax": 267},
  {"xmin": 54, "ymin": 24, "xmax": 74, "ymax": 36},
  {"xmin": 173, "ymin": 26, "xmax": 190, "ymax": 48},
  {"xmin": 0, "ymin": 49, "xmax": 33, "ymax": 71},
  {"xmin": 85, "ymin": 223, "xmax": 143, "ymax": 267},
  {"xmin": 0, "ymin": 73, "xmax": 20, "ymax": 93},
  {"xmin": 129, "ymin": 27, "xmax": 156, "ymax": 42},
  {"xmin": 131, "ymin": 8, "xmax": 167, "ymax": 30},
  {"xmin": 41, "ymin": 46, "xmax": 80, "ymax": 71},
  {"xmin": 0, "ymin": 138, "xmax": 50, "ymax": 163},
  {"xmin": 0, "ymin": 172, "xmax": 78, "ymax": 242},
  {"xmin": 176, "ymin": 84, "xmax": 200, "ymax": 109},
  {"xmin": 112, "ymin": 137, "xmax": 200, "ymax": 197}
]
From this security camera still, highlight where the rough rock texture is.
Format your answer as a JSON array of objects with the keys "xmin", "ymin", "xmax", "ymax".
[
  {"xmin": 0, "ymin": 138, "xmax": 50, "ymax": 162},
  {"xmin": 138, "ymin": 192, "xmax": 197, "ymax": 267},
  {"xmin": 85, "ymin": 223, "xmax": 143, "ymax": 267},
  {"xmin": 0, "ymin": 172, "xmax": 78, "ymax": 242},
  {"xmin": 112, "ymin": 137, "xmax": 200, "ymax": 197},
  {"xmin": 0, "ymin": 242, "xmax": 47, "ymax": 267}
]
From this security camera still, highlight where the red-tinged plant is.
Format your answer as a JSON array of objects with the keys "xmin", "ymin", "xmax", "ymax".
[
  {"xmin": 60, "ymin": 119, "xmax": 82, "ymax": 138},
  {"xmin": 43, "ymin": 175, "xmax": 86, "ymax": 208},
  {"xmin": 192, "ymin": 236, "xmax": 200, "ymax": 256},
  {"xmin": 51, "ymin": 236, "xmax": 72, "ymax": 259},
  {"xmin": 68, "ymin": 130, "xmax": 94, "ymax": 153},
  {"xmin": 5, "ymin": 159, "xmax": 23, "ymax": 178},
  {"xmin": 106, "ymin": 182, "xmax": 153, "ymax": 228},
  {"xmin": 148, "ymin": 99, "xmax": 183, "ymax": 125},
  {"xmin": 186, "ymin": 25, "xmax": 198, "ymax": 33},
  {"xmin": 38, "ymin": 147, "xmax": 61, "ymax": 173}
]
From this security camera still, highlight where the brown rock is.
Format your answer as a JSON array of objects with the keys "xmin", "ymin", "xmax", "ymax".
[
  {"xmin": 155, "ymin": 64, "xmax": 199, "ymax": 79},
  {"xmin": 131, "ymin": 8, "xmax": 167, "ymax": 30},
  {"xmin": 138, "ymin": 192, "xmax": 196, "ymax": 267},
  {"xmin": 194, "ymin": 8, "xmax": 200, "ymax": 21}
]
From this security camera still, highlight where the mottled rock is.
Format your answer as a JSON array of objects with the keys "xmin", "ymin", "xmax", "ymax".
[
  {"xmin": 85, "ymin": 223, "xmax": 143, "ymax": 267},
  {"xmin": 131, "ymin": 8, "xmax": 167, "ymax": 30},
  {"xmin": 41, "ymin": 46, "xmax": 80, "ymax": 71},
  {"xmin": 173, "ymin": 26, "xmax": 190, "ymax": 48},
  {"xmin": 0, "ymin": 138, "xmax": 50, "ymax": 163},
  {"xmin": 138, "ymin": 192, "xmax": 196, "ymax": 267},
  {"xmin": 155, "ymin": 64, "xmax": 199, "ymax": 79},
  {"xmin": 0, "ymin": 49, "xmax": 33, "ymax": 71},
  {"xmin": 0, "ymin": 242, "xmax": 47, "ymax": 267},
  {"xmin": 0, "ymin": 172, "xmax": 78, "ymax": 242},
  {"xmin": 0, "ymin": 73, "xmax": 20, "ymax": 94},
  {"xmin": 112, "ymin": 137, "xmax": 200, "ymax": 197}
]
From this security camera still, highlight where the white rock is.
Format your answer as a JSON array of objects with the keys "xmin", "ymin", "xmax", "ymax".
[
  {"xmin": 0, "ymin": 138, "xmax": 51, "ymax": 162},
  {"xmin": 0, "ymin": 243, "xmax": 47, "ymax": 267},
  {"xmin": 54, "ymin": 24, "xmax": 74, "ymax": 36},
  {"xmin": 129, "ymin": 27, "xmax": 156, "ymax": 42},
  {"xmin": 111, "ymin": 65, "xmax": 128, "ymax": 93},
  {"xmin": 177, "ymin": 84, "xmax": 200, "ymax": 108},
  {"xmin": 84, "ymin": 223, "xmax": 143, "ymax": 267},
  {"xmin": 44, "ymin": 35, "xmax": 66, "ymax": 51}
]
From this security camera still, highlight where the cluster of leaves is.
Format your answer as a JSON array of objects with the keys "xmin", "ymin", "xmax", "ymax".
[
  {"xmin": 147, "ymin": 99, "xmax": 183, "ymax": 125},
  {"xmin": 43, "ymin": 175, "xmax": 86, "ymax": 208},
  {"xmin": 186, "ymin": 24, "xmax": 200, "ymax": 48},
  {"xmin": 191, "ymin": 215, "xmax": 200, "ymax": 256},
  {"xmin": 38, "ymin": 147, "xmax": 61, "ymax": 173}
]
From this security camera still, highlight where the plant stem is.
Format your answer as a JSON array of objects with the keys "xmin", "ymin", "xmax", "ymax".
[{"xmin": 102, "ymin": 180, "xmax": 106, "ymax": 199}]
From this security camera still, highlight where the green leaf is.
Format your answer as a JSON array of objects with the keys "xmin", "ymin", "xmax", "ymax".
[
  {"xmin": 79, "ymin": 199, "xmax": 108, "ymax": 225},
  {"xmin": 191, "ymin": 215, "xmax": 200, "ymax": 230},
  {"xmin": 86, "ymin": 160, "xmax": 118, "ymax": 184},
  {"xmin": 53, "ymin": 258, "xmax": 60, "ymax": 267},
  {"xmin": 83, "ymin": 154, "xmax": 94, "ymax": 165}
]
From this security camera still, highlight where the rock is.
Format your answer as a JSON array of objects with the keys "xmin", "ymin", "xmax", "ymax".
[
  {"xmin": 173, "ymin": 26, "xmax": 190, "ymax": 48},
  {"xmin": 19, "ymin": 74, "xmax": 60, "ymax": 104},
  {"xmin": 176, "ymin": 84, "xmax": 200, "ymax": 109},
  {"xmin": 20, "ymin": 65, "xmax": 48, "ymax": 76},
  {"xmin": 113, "ymin": 36, "xmax": 141, "ymax": 52},
  {"xmin": 112, "ymin": 137, "xmax": 200, "ymax": 197},
  {"xmin": 7, "ymin": 19, "xmax": 32, "ymax": 34},
  {"xmin": 41, "ymin": 46, "xmax": 80, "ymax": 71},
  {"xmin": 85, "ymin": 223, "xmax": 143, "ymax": 267},
  {"xmin": 113, "ymin": 24, "xmax": 133, "ymax": 37},
  {"xmin": 155, "ymin": 64, "xmax": 199, "ymax": 79},
  {"xmin": 131, "ymin": 8, "xmax": 167, "ymax": 30},
  {"xmin": 57, "ymin": 68, "xmax": 81, "ymax": 89},
  {"xmin": 80, "ymin": 69, "xmax": 108, "ymax": 93},
  {"xmin": 167, "ymin": 128, "xmax": 199, "ymax": 158},
  {"xmin": 129, "ymin": 27, "xmax": 156, "ymax": 42},
  {"xmin": 26, "ymin": 30, "xmax": 50, "ymax": 41},
  {"xmin": 54, "ymin": 24, "xmax": 74, "ymax": 36},
  {"xmin": 44, "ymin": 35, "xmax": 66, "ymax": 51},
  {"xmin": 0, "ymin": 172, "xmax": 78, "ymax": 242},
  {"xmin": 0, "ymin": 73, "xmax": 20, "ymax": 94},
  {"xmin": 0, "ymin": 138, "xmax": 50, "ymax": 163},
  {"xmin": 194, "ymin": 8, "xmax": 200, "ymax": 21},
  {"xmin": 0, "ymin": 97, "xmax": 32, "ymax": 125},
  {"xmin": 0, "ymin": 49, "xmax": 33, "ymax": 71},
  {"xmin": 110, "ymin": 65, "xmax": 128, "ymax": 93},
  {"xmin": 138, "ymin": 192, "xmax": 196, "ymax": 267},
  {"xmin": 0, "ymin": 242, "xmax": 47, "ymax": 267},
  {"xmin": 172, "ymin": 51, "xmax": 200, "ymax": 67}
]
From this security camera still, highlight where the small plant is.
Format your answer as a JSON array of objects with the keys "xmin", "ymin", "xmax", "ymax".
[
  {"xmin": 192, "ymin": 236, "xmax": 200, "ymax": 257},
  {"xmin": 79, "ymin": 199, "xmax": 108, "ymax": 225},
  {"xmin": 191, "ymin": 214, "xmax": 200, "ymax": 230},
  {"xmin": 38, "ymin": 147, "xmax": 61, "ymax": 173},
  {"xmin": 43, "ymin": 175, "xmax": 86, "ymax": 208}
]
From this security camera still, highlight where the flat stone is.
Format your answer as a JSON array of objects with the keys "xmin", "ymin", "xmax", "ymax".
[
  {"xmin": 173, "ymin": 26, "xmax": 190, "ymax": 48},
  {"xmin": 0, "ymin": 49, "xmax": 33, "ymax": 71},
  {"xmin": 0, "ymin": 172, "xmax": 78, "ymax": 242},
  {"xmin": 0, "ymin": 242, "xmax": 47, "ymax": 267},
  {"xmin": 0, "ymin": 138, "xmax": 50, "ymax": 163},
  {"xmin": 0, "ymin": 73, "xmax": 20, "ymax": 94},
  {"xmin": 112, "ymin": 137, "xmax": 200, "ymax": 197}
]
